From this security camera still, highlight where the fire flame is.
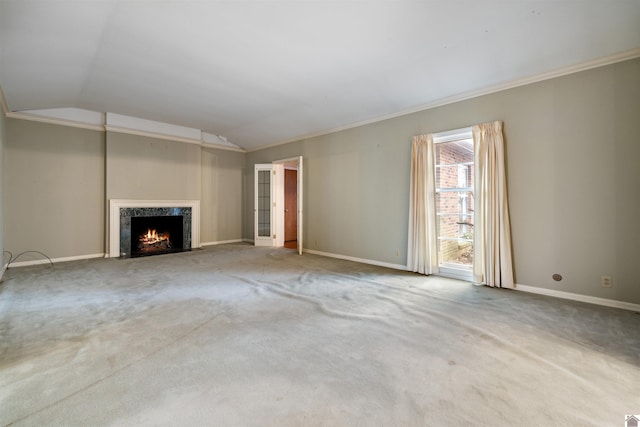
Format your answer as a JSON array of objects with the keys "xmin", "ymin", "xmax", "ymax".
[
  {"xmin": 140, "ymin": 228, "xmax": 169, "ymax": 246},
  {"xmin": 146, "ymin": 229, "xmax": 159, "ymax": 241}
]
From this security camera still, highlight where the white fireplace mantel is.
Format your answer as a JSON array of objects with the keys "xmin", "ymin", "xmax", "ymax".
[{"xmin": 109, "ymin": 199, "xmax": 200, "ymax": 258}]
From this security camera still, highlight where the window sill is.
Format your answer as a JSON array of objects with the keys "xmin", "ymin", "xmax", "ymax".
[{"xmin": 438, "ymin": 264, "xmax": 473, "ymax": 282}]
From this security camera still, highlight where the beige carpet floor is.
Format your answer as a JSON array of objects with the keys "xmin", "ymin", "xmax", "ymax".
[{"xmin": 1, "ymin": 243, "xmax": 639, "ymax": 426}]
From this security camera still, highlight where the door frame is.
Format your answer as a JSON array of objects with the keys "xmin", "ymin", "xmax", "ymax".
[
  {"xmin": 272, "ymin": 156, "xmax": 303, "ymax": 255},
  {"xmin": 283, "ymin": 168, "xmax": 298, "ymax": 243}
]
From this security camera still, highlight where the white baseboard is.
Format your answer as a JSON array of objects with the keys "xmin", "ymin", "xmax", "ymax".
[
  {"xmin": 515, "ymin": 283, "xmax": 640, "ymax": 312},
  {"xmin": 296, "ymin": 249, "xmax": 640, "ymax": 312},
  {"xmin": 303, "ymin": 248, "xmax": 407, "ymax": 271},
  {"xmin": 201, "ymin": 239, "xmax": 244, "ymax": 247},
  {"xmin": 8, "ymin": 253, "xmax": 106, "ymax": 268}
]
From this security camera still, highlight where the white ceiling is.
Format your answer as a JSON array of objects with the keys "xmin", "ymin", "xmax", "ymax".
[{"xmin": 1, "ymin": 1, "xmax": 639, "ymax": 151}]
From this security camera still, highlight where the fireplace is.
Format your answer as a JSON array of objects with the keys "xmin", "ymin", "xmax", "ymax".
[
  {"xmin": 109, "ymin": 200, "xmax": 200, "ymax": 258},
  {"xmin": 130, "ymin": 215, "xmax": 184, "ymax": 257}
]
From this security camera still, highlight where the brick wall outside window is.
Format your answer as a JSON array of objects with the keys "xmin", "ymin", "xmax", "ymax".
[{"xmin": 435, "ymin": 140, "xmax": 474, "ymax": 265}]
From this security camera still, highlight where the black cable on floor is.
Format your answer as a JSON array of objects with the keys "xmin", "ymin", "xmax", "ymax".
[{"xmin": 5, "ymin": 250, "xmax": 54, "ymax": 268}]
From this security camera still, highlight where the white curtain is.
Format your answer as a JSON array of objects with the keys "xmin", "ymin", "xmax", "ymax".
[
  {"xmin": 407, "ymin": 134, "xmax": 438, "ymax": 275},
  {"xmin": 472, "ymin": 121, "xmax": 514, "ymax": 288}
]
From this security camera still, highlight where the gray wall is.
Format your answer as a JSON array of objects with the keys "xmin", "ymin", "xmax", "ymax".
[
  {"xmin": 106, "ymin": 132, "xmax": 202, "ymax": 201},
  {"xmin": 3, "ymin": 123, "xmax": 245, "ymax": 261},
  {"xmin": 201, "ymin": 146, "xmax": 245, "ymax": 244},
  {"xmin": 5, "ymin": 119, "xmax": 105, "ymax": 261},
  {"xmin": 105, "ymin": 132, "xmax": 245, "ymax": 246},
  {"xmin": 246, "ymin": 58, "xmax": 640, "ymax": 305}
]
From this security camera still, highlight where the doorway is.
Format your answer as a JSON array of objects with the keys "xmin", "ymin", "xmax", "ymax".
[
  {"xmin": 253, "ymin": 156, "xmax": 303, "ymax": 254},
  {"xmin": 284, "ymin": 168, "xmax": 298, "ymax": 249}
]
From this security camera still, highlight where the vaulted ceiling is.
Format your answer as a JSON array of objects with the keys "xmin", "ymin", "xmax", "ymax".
[{"xmin": 1, "ymin": 1, "xmax": 639, "ymax": 150}]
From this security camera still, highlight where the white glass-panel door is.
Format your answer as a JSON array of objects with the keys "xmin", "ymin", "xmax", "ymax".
[{"xmin": 254, "ymin": 164, "xmax": 274, "ymax": 246}]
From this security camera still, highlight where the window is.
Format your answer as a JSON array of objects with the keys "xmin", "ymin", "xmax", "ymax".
[
  {"xmin": 408, "ymin": 121, "xmax": 512, "ymax": 286},
  {"xmin": 433, "ymin": 128, "xmax": 474, "ymax": 280}
]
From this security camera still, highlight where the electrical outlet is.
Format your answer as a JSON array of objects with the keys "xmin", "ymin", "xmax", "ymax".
[
  {"xmin": 601, "ymin": 276, "xmax": 612, "ymax": 288},
  {"xmin": 395, "ymin": 249, "xmax": 400, "ymax": 257}
]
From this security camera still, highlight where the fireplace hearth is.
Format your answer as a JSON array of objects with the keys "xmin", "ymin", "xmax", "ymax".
[{"xmin": 112, "ymin": 201, "xmax": 197, "ymax": 258}]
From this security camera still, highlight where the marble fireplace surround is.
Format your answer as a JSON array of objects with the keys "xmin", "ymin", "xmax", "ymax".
[{"xmin": 109, "ymin": 199, "xmax": 200, "ymax": 258}]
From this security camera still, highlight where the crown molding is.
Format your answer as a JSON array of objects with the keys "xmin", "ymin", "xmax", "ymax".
[
  {"xmin": 200, "ymin": 141, "xmax": 246, "ymax": 153},
  {"xmin": 106, "ymin": 112, "xmax": 201, "ymax": 140},
  {"xmin": 104, "ymin": 124, "xmax": 201, "ymax": 145},
  {"xmin": 5, "ymin": 110, "xmax": 106, "ymax": 132},
  {"xmin": 1, "ymin": 105, "xmax": 246, "ymax": 152},
  {"xmin": 104, "ymin": 124, "xmax": 246, "ymax": 152},
  {"xmin": 104, "ymin": 113, "xmax": 246, "ymax": 151},
  {"xmin": 247, "ymin": 47, "xmax": 640, "ymax": 152}
]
